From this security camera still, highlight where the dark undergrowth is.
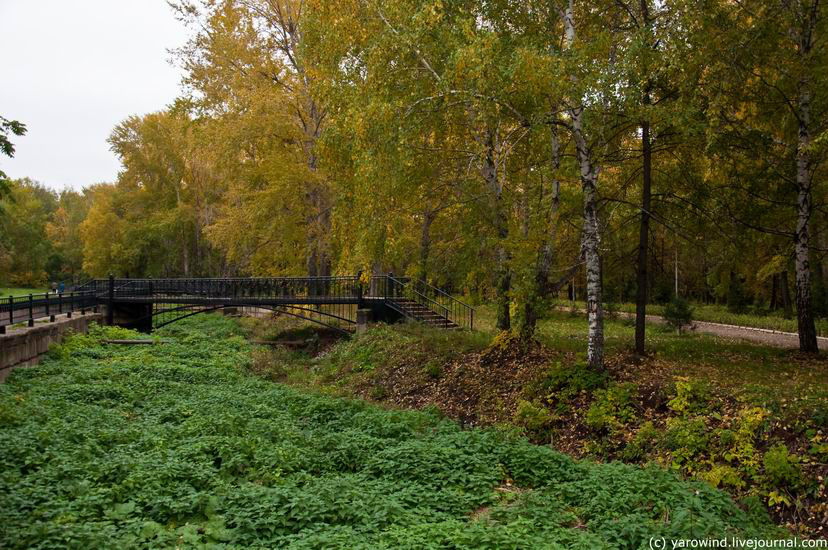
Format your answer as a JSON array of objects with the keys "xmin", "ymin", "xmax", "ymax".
[{"xmin": 0, "ymin": 315, "xmax": 784, "ymax": 548}]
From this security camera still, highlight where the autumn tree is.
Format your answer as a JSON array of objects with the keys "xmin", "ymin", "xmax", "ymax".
[
  {"xmin": 172, "ymin": 0, "xmax": 334, "ymax": 278},
  {"xmin": 704, "ymin": 0, "xmax": 828, "ymax": 352}
]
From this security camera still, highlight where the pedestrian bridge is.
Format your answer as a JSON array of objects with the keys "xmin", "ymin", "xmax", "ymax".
[{"xmin": 0, "ymin": 275, "xmax": 474, "ymax": 334}]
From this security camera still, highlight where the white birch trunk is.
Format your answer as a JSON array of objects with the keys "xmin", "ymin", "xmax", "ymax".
[
  {"xmin": 795, "ymin": 85, "xmax": 818, "ymax": 352},
  {"xmin": 562, "ymin": 0, "xmax": 604, "ymax": 369}
]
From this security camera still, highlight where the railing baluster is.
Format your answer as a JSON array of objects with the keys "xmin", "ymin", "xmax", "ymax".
[{"xmin": 28, "ymin": 294, "xmax": 34, "ymax": 327}]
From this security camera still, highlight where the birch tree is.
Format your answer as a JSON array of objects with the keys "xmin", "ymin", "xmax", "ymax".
[{"xmin": 705, "ymin": 0, "xmax": 827, "ymax": 352}]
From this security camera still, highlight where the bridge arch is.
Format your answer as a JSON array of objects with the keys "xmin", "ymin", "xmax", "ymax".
[{"xmin": 150, "ymin": 304, "xmax": 354, "ymax": 334}]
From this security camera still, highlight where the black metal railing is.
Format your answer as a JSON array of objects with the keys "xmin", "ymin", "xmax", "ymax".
[
  {"xmin": 376, "ymin": 275, "xmax": 474, "ymax": 330},
  {"xmin": 0, "ymin": 291, "xmax": 99, "ymax": 333},
  {"xmin": 1, "ymin": 275, "xmax": 474, "ymax": 333},
  {"xmin": 88, "ymin": 276, "xmax": 364, "ymax": 302}
]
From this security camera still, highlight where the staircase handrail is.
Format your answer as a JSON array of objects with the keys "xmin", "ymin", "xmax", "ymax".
[{"xmin": 386, "ymin": 275, "xmax": 452, "ymax": 323}]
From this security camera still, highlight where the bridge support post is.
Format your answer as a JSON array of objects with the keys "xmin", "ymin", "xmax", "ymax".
[
  {"xmin": 356, "ymin": 308, "xmax": 372, "ymax": 333},
  {"xmin": 107, "ymin": 274, "xmax": 114, "ymax": 326},
  {"xmin": 356, "ymin": 271, "xmax": 364, "ymax": 309}
]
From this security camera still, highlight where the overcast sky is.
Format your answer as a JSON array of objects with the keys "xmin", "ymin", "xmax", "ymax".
[{"xmin": 0, "ymin": 0, "xmax": 188, "ymax": 191}]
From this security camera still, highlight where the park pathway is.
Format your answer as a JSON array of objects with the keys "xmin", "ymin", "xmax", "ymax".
[{"xmin": 636, "ymin": 311, "xmax": 828, "ymax": 350}]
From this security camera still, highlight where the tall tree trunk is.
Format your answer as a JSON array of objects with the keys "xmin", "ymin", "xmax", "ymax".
[
  {"xmin": 317, "ymin": 191, "xmax": 332, "ymax": 278},
  {"xmin": 635, "ymin": 112, "xmax": 652, "ymax": 355},
  {"xmin": 481, "ymin": 127, "xmax": 511, "ymax": 331},
  {"xmin": 562, "ymin": 0, "xmax": 604, "ymax": 370},
  {"xmin": 572, "ymin": 111, "xmax": 604, "ymax": 371},
  {"xmin": 770, "ymin": 273, "xmax": 778, "ymax": 311},
  {"xmin": 521, "ymin": 123, "xmax": 562, "ymax": 340},
  {"xmin": 306, "ymin": 244, "xmax": 318, "ymax": 278},
  {"xmin": 634, "ymin": 0, "xmax": 653, "ymax": 355},
  {"xmin": 794, "ymin": 84, "xmax": 818, "ymax": 352}
]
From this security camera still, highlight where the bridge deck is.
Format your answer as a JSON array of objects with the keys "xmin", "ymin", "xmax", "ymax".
[{"xmin": 1, "ymin": 276, "xmax": 474, "ymax": 332}]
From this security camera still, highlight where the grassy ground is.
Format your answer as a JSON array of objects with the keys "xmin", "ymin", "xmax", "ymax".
[
  {"xmin": 553, "ymin": 298, "xmax": 828, "ymax": 335},
  {"xmin": 244, "ymin": 309, "xmax": 828, "ymax": 536},
  {"xmin": 0, "ymin": 287, "xmax": 46, "ymax": 297},
  {"xmin": 0, "ymin": 315, "xmax": 782, "ymax": 548},
  {"xmin": 475, "ymin": 304, "xmax": 828, "ymax": 397}
]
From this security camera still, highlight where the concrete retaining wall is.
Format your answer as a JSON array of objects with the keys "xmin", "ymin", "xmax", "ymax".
[{"xmin": 0, "ymin": 313, "xmax": 103, "ymax": 382}]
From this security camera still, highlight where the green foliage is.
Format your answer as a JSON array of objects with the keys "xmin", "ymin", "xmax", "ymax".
[
  {"xmin": 513, "ymin": 400, "xmax": 554, "ymax": 435},
  {"xmin": 762, "ymin": 445, "xmax": 802, "ymax": 489},
  {"xmin": 621, "ymin": 421, "xmax": 659, "ymax": 461},
  {"xmin": 585, "ymin": 383, "xmax": 638, "ymax": 435},
  {"xmin": 667, "ymin": 378, "xmax": 711, "ymax": 416},
  {"xmin": 0, "ymin": 179, "xmax": 89, "ymax": 286},
  {"xmin": 0, "ymin": 115, "xmax": 26, "ymax": 193},
  {"xmin": 701, "ymin": 465, "xmax": 745, "ymax": 490},
  {"xmin": 664, "ymin": 296, "xmax": 694, "ymax": 333},
  {"xmin": 324, "ymin": 323, "xmax": 486, "ymax": 375},
  {"xmin": 0, "ymin": 315, "xmax": 780, "ymax": 547},
  {"xmin": 423, "ymin": 360, "xmax": 443, "ymax": 380},
  {"xmin": 537, "ymin": 362, "xmax": 608, "ymax": 404},
  {"xmin": 664, "ymin": 417, "xmax": 711, "ymax": 469},
  {"xmin": 727, "ymin": 275, "xmax": 752, "ymax": 315}
]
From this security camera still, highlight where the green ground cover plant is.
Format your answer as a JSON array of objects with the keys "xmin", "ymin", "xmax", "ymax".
[
  {"xmin": 0, "ymin": 315, "xmax": 782, "ymax": 548},
  {"xmin": 254, "ymin": 309, "xmax": 827, "ymax": 535}
]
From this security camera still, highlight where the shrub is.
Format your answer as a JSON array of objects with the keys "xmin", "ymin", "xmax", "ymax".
[
  {"xmin": 762, "ymin": 444, "xmax": 802, "ymax": 489},
  {"xmin": 423, "ymin": 360, "xmax": 442, "ymax": 379},
  {"xmin": 621, "ymin": 421, "xmax": 659, "ymax": 460},
  {"xmin": 585, "ymin": 383, "xmax": 638, "ymax": 435},
  {"xmin": 538, "ymin": 362, "xmax": 608, "ymax": 403},
  {"xmin": 514, "ymin": 400, "xmax": 554, "ymax": 435},
  {"xmin": 721, "ymin": 407, "xmax": 771, "ymax": 480},
  {"xmin": 667, "ymin": 378, "xmax": 711, "ymax": 415},
  {"xmin": 702, "ymin": 464, "xmax": 745, "ymax": 490},
  {"xmin": 664, "ymin": 295, "xmax": 694, "ymax": 333},
  {"xmin": 664, "ymin": 417, "xmax": 710, "ymax": 468}
]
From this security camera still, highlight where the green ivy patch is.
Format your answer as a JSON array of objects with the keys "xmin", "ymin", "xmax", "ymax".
[{"xmin": 0, "ymin": 315, "xmax": 780, "ymax": 548}]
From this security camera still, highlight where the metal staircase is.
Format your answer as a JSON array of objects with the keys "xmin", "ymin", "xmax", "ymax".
[{"xmin": 382, "ymin": 276, "xmax": 473, "ymax": 330}]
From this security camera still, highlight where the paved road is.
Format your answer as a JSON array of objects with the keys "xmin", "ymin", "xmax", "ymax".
[
  {"xmin": 559, "ymin": 306, "xmax": 825, "ymax": 350},
  {"xmin": 632, "ymin": 311, "xmax": 827, "ymax": 350}
]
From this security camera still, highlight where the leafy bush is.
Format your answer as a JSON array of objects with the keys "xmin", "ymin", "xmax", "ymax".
[
  {"xmin": 701, "ymin": 464, "xmax": 745, "ymax": 490},
  {"xmin": 721, "ymin": 407, "xmax": 771, "ymax": 480},
  {"xmin": 537, "ymin": 362, "xmax": 608, "ymax": 404},
  {"xmin": 0, "ymin": 316, "xmax": 780, "ymax": 547},
  {"xmin": 423, "ymin": 360, "xmax": 442, "ymax": 379},
  {"xmin": 762, "ymin": 444, "xmax": 802, "ymax": 489},
  {"xmin": 514, "ymin": 400, "xmax": 554, "ymax": 435},
  {"xmin": 621, "ymin": 421, "xmax": 659, "ymax": 461},
  {"xmin": 585, "ymin": 383, "xmax": 638, "ymax": 435},
  {"xmin": 667, "ymin": 378, "xmax": 711, "ymax": 416},
  {"xmin": 664, "ymin": 417, "xmax": 710, "ymax": 468},
  {"xmin": 664, "ymin": 296, "xmax": 694, "ymax": 333}
]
